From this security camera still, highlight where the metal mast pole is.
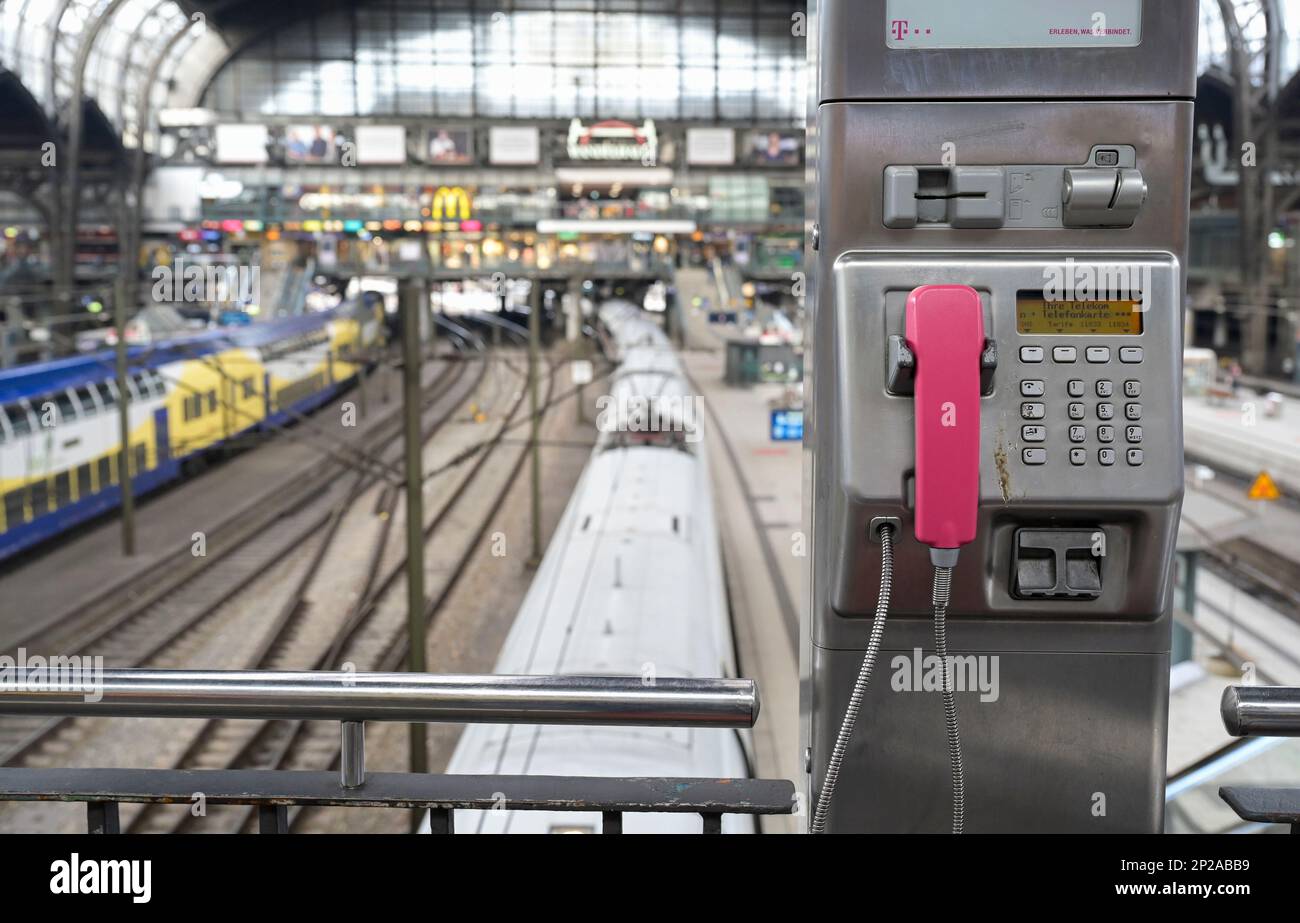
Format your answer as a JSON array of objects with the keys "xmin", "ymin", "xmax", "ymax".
[
  {"xmin": 114, "ymin": 276, "xmax": 135, "ymax": 556},
  {"xmin": 400, "ymin": 277, "xmax": 428, "ymax": 775},
  {"xmin": 528, "ymin": 278, "xmax": 543, "ymax": 567}
]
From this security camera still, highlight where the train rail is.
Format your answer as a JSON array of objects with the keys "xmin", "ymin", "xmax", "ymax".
[
  {"xmin": 1200, "ymin": 538, "xmax": 1300, "ymax": 627},
  {"xmin": 121, "ymin": 344, "xmax": 556, "ymax": 833},
  {"xmin": 0, "ymin": 345, "xmax": 484, "ymax": 769}
]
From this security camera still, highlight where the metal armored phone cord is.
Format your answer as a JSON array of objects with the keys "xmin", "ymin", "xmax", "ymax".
[
  {"xmin": 811, "ymin": 524, "xmax": 894, "ymax": 834},
  {"xmin": 930, "ymin": 557, "xmax": 965, "ymax": 835}
]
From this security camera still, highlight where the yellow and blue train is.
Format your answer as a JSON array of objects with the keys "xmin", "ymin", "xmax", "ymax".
[{"xmin": 0, "ymin": 301, "xmax": 383, "ymax": 563}]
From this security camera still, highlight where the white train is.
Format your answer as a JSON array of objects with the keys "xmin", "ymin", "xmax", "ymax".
[{"xmin": 444, "ymin": 299, "xmax": 753, "ymax": 833}]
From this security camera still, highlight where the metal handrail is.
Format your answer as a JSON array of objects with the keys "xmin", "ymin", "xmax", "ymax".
[
  {"xmin": 0, "ymin": 669, "xmax": 775, "ymax": 831},
  {"xmin": 0, "ymin": 669, "xmax": 760, "ymax": 728},
  {"xmin": 1220, "ymin": 685, "xmax": 1300, "ymax": 737}
]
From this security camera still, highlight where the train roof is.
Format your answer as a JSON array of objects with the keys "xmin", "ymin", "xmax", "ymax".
[{"xmin": 0, "ymin": 309, "xmax": 345, "ymax": 404}]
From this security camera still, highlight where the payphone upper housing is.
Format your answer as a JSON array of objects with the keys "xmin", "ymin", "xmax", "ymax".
[{"xmin": 806, "ymin": 0, "xmax": 1198, "ymax": 832}]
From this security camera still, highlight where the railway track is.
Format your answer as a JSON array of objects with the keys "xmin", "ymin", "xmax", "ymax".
[
  {"xmin": 1200, "ymin": 537, "xmax": 1300, "ymax": 625},
  {"xmin": 120, "ymin": 346, "xmax": 546, "ymax": 833},
  {"xmin": 0, "ymin": 347, "xmax": 484, "ymax": 768}
]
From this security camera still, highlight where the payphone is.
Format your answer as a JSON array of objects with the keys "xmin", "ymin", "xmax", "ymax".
[{"xmin": 805, "ymin": 0, "xmax": 1198, "ymax": 832}]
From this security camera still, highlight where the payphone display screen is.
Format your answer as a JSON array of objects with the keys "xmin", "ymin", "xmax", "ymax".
[
  {"xmin": 1015, "ymin": 293, "xmax": 1143, "ymax": 336},
  {"xmin": 884, "ymin": 0, "xmax": 1142, "ymax": 49}
]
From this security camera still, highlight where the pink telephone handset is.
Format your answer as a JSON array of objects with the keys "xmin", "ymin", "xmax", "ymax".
[{"xmin": 905, "ymin": 285, "xmax": 984, "ymax": 556}]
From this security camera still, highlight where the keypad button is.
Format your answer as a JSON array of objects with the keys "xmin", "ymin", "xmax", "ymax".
[
  {"xmin": 1067, "ymin": 379, "xmax": 1086, "ymax": 397},
  {"xmin": 1124, "ymin": 380, "xmax": 1141, "ymax": 398},
  {"xmin": 1070, "ymin": 448, "xmax": 1087, "ymax": 466},
  {"xmin": 1098, "ymin": 425, "xmax": 1115, "ymax": 443},
  {"xmin": 1125, "ymin": 403, "xmax": 1141, "ymax": 420},
  {"xmin": 1020, "ymin": 346, "xmax": 1044, "ymax": 363},
  {"xmin": 1126, "ymin": 425, "xmax": 1143, "ymax": 443},
  {"xmin": 1022, "ymin": 425, "xmax": 1046, "ymax": 442},
  {"xmin": 1022, "ymin": 448, "xmax": 1047, "ymax": 465},
  {"xmin": 1097, "ymin": 403, "xmax": 1115, "ymax": 420},
  {"xmin": 1022, "ymin": 403, "xmax": 1046, "ymax": 420},
  {"xmin": 1126, "ymin": 448, "xmax": 1144, "ymax": 465},
  {"xmin": 1086, "ymin": 346, "xmax": 1111, "ymax": 363},
  {"xmin": 1095, "ymin": 380, "xmax": 1114, "ymax": 398},
  {"xmin": 1119, "ymin": 347, "xmax": 1143, "ymax": 363},
  {"xmin": 1068, "ymin": 425, "xmax": 1086, "ymax": 443},
  {"xmin": 1067, "ymin": 402, "xmax": 1086, "ymax": 420},
  {"xmin": 1099, "ymin": 448, "xmax": 1117, "ymax": 466},
  {"xmin": 1021, "ymin": 380, "xmax": 1045, "ymax": 397},
  {"xmin": 1053, "ymin": 346, "xmax": 1077, "ymax": 363}
]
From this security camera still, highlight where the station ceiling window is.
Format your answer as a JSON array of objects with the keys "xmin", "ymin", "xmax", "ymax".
[
  {"xmin": 0, "ymin": 0, "xmax": 226, "ymax": 149},
  {"xmin": 201, "ymin": 0, "xmax": 805, "ymax": 123}
]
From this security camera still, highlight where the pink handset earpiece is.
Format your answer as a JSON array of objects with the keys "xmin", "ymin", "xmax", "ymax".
[{"xmin": 904, "ymin": 285, "xmax": 984, "ymax": 553}]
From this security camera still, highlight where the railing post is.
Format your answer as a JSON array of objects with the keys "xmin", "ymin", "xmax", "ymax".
[
  {"xmin": 340, "ymin": 721, "xmax": 365, "ymax": 789},
  {"xmin": 87, "ymin": 801, "xmax": 120, "ymax": 834},
  {"xmin": 426, "ymin": 807, "xmax": 454, "ymax": 834},
  {"xmin": 702, "ymin": 813, "xmax": 722, "ymax": 834},
  {"xmin": 258, "ymin": 804, "xmax": 288, "ymax": 834},
  {"xmin": 602, "ymin": 811, "xmax": 623, "ymax": 834}
]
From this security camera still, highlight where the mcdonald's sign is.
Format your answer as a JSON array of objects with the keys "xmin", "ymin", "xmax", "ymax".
[{"xmin": 431, "ymin": 186, "xmax": 473, "ymax": 221}]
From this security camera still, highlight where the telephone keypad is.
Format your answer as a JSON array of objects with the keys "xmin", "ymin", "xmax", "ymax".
[{"xmin": 1018, "ymin": 342, "xmax": 1145, "ymax": 467}]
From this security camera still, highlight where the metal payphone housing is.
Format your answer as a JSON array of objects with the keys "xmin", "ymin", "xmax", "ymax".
[{"xmin": 805, "ymin": 0, "xmax": 1198, "ymax": 832}]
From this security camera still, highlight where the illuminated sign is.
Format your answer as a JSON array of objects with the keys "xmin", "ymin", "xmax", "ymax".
[
  {"xmin": 431, "ymin": 186, "xmax": 473, "ymax": 221},
  {"xmin": 770, "ymin": 408, "xmax": 804, "ymax": 442},
  {"xmin": 566, "ymin": 119, "xmax": 657, "ymax": 162}
]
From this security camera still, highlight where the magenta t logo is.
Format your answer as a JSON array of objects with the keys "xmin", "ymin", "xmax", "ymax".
[{"xmin": 891, "ymin": 19, "xmax": 909, "ymax": 40}]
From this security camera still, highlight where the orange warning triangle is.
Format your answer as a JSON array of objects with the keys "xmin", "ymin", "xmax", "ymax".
[{"xmin": 1248, "ymin": 471, "xmax": 1281, "ymax": 501}]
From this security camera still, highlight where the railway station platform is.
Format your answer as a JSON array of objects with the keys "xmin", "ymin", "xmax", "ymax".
[{"xmin": 1184, "ymin": 391, "xmax": 1300, "ymax": 495}]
